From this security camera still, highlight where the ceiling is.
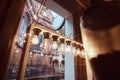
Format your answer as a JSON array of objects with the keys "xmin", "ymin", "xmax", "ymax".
[
  {"xmin": 44, "ymin": 0, "xmax": 72, "ymax": 19},
  {"xmin": 36, "ymin": 0, "xmax": 115, "ymax": 18},
  {"xmin": 35, "ymin": 0, "xmax": 89, "ymax": 19}
]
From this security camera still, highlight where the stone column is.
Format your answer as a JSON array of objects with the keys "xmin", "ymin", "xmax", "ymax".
[{"xmin": 65, "ymin": 52, "xmax": 75, "ymax": 80}]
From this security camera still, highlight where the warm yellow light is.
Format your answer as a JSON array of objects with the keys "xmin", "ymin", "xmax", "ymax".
[
  {"xmin": 79, "ymin": 49, "xmax": 85, "ymax": 58},
  {"xmin": 72, "ymin": 47, "xmax": 77, "ymax": 56},
  {"xmin": 49, "ymin": 55, "xmax": 52, "ymax": 57},
  {"xmin": 58, "ymin": 43, "xmax": 65, "ymax": 54},
  {"xmin": 28, "ymin": 33, "xmax": 32, "ymax": 37},
  {"xmin": 40, "ymin": 39, "xmax": 51, "ymax": 51},
  {"xmin": 23, "ymin": 40, "xmax": 26, "ymax": 43},
  {"xmin": 31, "ymin": 35, "xmax": 40, "ymax": 45},
  {"xmin": 76, "ymin": 48, "xmax": 81, "ymax": 55},
  {"xmin": 24, "ymin": 33, "xmax": 27, "ymax": 37},
  {"xmin": 30, "ymin": 52, "xmax": 32, "ymax": 55},
  {"xmin": 52, "ymin": 41, "xmax": 58, "ymax": 50},
  {"xmin": 41, "ymin": 53, "xmax": 43, "ymax": 56},
  {"xmin": 31, "ymin": 24, "xmax": 83, "ymax": 57}
]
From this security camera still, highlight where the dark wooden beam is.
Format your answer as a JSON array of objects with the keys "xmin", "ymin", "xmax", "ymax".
[
  {"xmin": 0, "ymin": 0, "xmax": 26, "ymax": 79},
  {"xmin": 76, "ymin": 0, "xmax": 88, "ymax": 10},
  {"xmin": 90, "ymin": 0, "xmax": 104, "ymax": 6}
]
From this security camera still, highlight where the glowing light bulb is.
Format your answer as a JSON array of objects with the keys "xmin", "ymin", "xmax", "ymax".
[
  {"xmin": 24, "ymin": 33, "xmax": 27, "ymax": 37},
  {"xmin": 23, "ymin": 40, "xmax": 26, "ymax": 43},
  {"xmin": 72, "ymin": 46, "xmax": 77, "ymax": 56},
  {"xmin": 41, "ymin": 53, "xmax": 43, "ymax": 56},
  {"xmin": 30, "ymin": 52, "xmax": 32, "ymax": 55},
  {"xmin": 49, "ymin": 55, "xmax": 52, "ymax": 57},
  {"xmin": 52, "ymin": 41, "xmax": 58, "ymax": 50},
  {"xmin": 65, "ymin": 41, "xmax": 72, "ymax": 53},
  {"xmin": 58, "ymin": 38, "xmax": 65, "ymax": 55},
  {"xmin": 31, "ymin": 35, "xmax": 39, "ymax": 45},
  {"xmin": 40, "ymin": 39, "xmax": 51, "ymax": 52},
  {"xmin": 76, "ymin": 48, "xmax": 81, "ymax": 55},
  {"xmin": 28, "ymin": 33, "xmax": 32, "ymax": 37},
  {"xmin": 58, "ymin": 43, "xmax": 65, "ymax": 54},
  {"xmin": 79, "ymin": 49, "xmax": 85, "ymax": 58}
]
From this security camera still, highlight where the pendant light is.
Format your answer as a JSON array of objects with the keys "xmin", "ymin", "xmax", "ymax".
[
  {"xmin": 65, "ymin": 40, "xmax": 72, "ymax": 53},
  {"xmin": 51, "ymin": 35, "xmax": 59, "ymax": 50},
  {"xmin": 31, "ymin": 28, "xmax": 41, "ymax": 45},
  {"xmin": 79, "ymin": 46, "xmax": 85, "ymax": 58},
  {"xmin": 40, "ymin": 32, "xmax": 51, "ymax": 52},
  {"xmin": 58, "ymin": 38, "xmax": 65, "ymax": 55},
  {"xmin": 72, "ymin": 43, "xmax": 77, "ymax": 56}
]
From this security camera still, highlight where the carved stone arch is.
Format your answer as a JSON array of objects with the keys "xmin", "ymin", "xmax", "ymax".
[
  {"xmin": 60, "ymin": 60, "xmax": 65, "ymax": 71},
  {"xmin": 61, "ymin": 60, "xmax": 64, "ymax": 65},
  {"xmin": 53, "ymin": 59, "xmax": 59, "ymax": 71},
  {"xmin": 53, "ymin": 59, "xmax": 59, "ymax": 65}
]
